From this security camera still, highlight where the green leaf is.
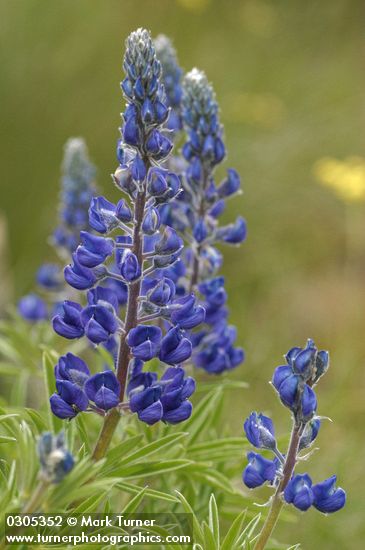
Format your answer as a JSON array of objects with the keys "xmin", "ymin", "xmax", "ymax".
[
  {"xmin": 114, "ymin": 459, "xmax": 192, "ymax": 479},
  {"xmin": 175, "ymin": 490, "xmax": 204, "ymax": 546},
  {"xmin": 184, "ymin": 389, "xmax": 223, "ymax": 444},
  {"xmin": 116, "ymin": 481, "xmax": 179, "ymax": 504},
  {"xmin": 208, "ymin": 493, "xmax": 219, "ymax": 545},
  {"xmin": 221, "ymin": 509, "xmax": 247, "ymax": 550},
  {"xmin": 25, "ymin": 409, "xmax": 48, "ymax": 432},
  {"xmin": 117, "ymin": 432, "xmax": 188, "ymax": 466},
  {"xmin": 42, "ymin": 351, "xmax": 62, "ymax": 434},
  {"xmin": 121, "ymin": 486, "xmax": 147, "ymax": 513},
  {"xmin": 0, "ymin": 435, "xmax": 16, "ymax": 444},
  {"xmin": 72, "ymin": 492, "xmax": 107, "ymax": 514},
  {"xmin": 236, "ymin": 513, "xmax": 261, "ymax": 546},
  {"xmin": 75, "ymin": 415, "xmax": 91, "ymax": 455},
  {"xmin": 202, "ymin": 520, "xmax": 217, "ymax": 550}
]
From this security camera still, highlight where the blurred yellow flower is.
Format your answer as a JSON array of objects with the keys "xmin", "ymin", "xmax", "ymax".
[{"xmin": 313, "ymin": 156, "xmax": 365, "ymax": 202}]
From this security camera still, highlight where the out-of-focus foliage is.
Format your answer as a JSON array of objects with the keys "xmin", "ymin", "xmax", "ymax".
[{"xmin": 0, "ymin": 1, "xmax": 364, "ymax": 548}]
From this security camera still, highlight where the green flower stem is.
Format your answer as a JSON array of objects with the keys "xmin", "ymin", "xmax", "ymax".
[
  {"xmin": 92, "ymin": 171, "xmax": 148, "ymax": 462},
  {"xmin": 91, "ymin": 408, "xmax": 121, "ymax": 461},
  {"xmin": 22, "ymin": 477, "xmax": 50, "ymax": 514},
  {"xmin": 253, "ymin": 422, "xmax": 304, "ymax": 550},
  {"xmin": 189, "ymin": 169, "xmax": 208, "ymax": 292}
]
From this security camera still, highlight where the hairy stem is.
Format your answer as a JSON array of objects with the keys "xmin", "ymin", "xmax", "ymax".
[
  {"xmin": 253, "ymin": 422, "xmax": 304, "ymax": 550},
  {"xmin": 92, "ymin": 179, "xmax": 148, "ymax": 461},
  {"xmin": 22, "ymin": 477, "xmax": 50, "ymax": 514},
  {"xmin": 189, "ymin": 169, "xmax": 208, "ymax": 292}
]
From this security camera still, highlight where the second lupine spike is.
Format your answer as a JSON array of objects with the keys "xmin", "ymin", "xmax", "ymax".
[{"xmin": 160, "ymin": 68, "xmax": 246, "ymax": 375}]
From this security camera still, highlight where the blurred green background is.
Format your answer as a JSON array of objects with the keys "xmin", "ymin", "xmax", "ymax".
[{"xmin": 1, "ymin": 0, "xmax": 364, "ymax": 547}]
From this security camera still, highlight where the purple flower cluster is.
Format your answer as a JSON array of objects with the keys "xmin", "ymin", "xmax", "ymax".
[
  {"xmin": 242, "ymin": 339, "xmax": 345, "ymax": 515},
  {"xmin": 127, "ymin": 360, "xmax": 195, "ymax": 425},
  {"xmin": 50, "ymin": 28, "xmax": 205, "ymax": 426},
  {"xmin": 158, "ymin": 69, "xmax": 246, "ymax": 374},
  {"xmin": 50, "ymin": 353, "xmax": 120, "ymax": 418}
]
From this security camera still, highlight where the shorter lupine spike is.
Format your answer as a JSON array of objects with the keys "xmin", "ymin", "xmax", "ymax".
[
  {"xmin": 38, "ymin": 432, "xmax": 74, "ymax": 483},
  {"xmin": 243, "ymin": 338, "xmax": 345, "ymax": 550}
]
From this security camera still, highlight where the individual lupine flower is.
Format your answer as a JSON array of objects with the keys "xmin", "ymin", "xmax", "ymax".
[
  {"xmin": 52, "ymin": 300, "xmax": 84, "ymax": 339},
  {"xmin": 243, "ymin": 452, "xmax": 279, "ymax": 489},
  {"xmin": 312, "ymin": 475, "xmax": 346, "ymax": 513},
  {"xmin": 128, "ymin": 365, "xmax": 195, "ymax": 425},
  {"xmin": 193, "ymin": 323, "xmax": 244, "ymax": 374},
  {"xmin": 299, "ymin": 418, "xmax": 321, "ymax": 451},
  {"xmin": 127, "ymin": 325, "xmax": 162, "ymax": 361},
  {"xmin": 159, "ymin": 326, "xmax": 192, "ymax": 365},
  {"xmin": 54, "ymin": 353, "xmax": 90, "ymax": 387},
  {"xmin": 244, "ymin": 412, "xmax": 277, "ymax": 450},
  {"xmin": 36, "ymin": 263, "xmax": 63, "ymax": 290},
  {"xmin": 169, "ymin": 294, "xmax": 205, "ymax": 329},
  {"xmin": 147, "ymin": 277, "xmax": 175, "ymax": 306},
  {"xmin": 88, "ymin": 196, "xmax": 132, "ymax": 233},
  {"xmin": 76, "ymin": 232, "xmax": 114, "ymax": 268},
  {"xmin": 160, "ymin": 367, "xmax": 195, "ymax": 423},
  {"xmin": 284, "ymin": 474, "xmax": 314, "ymax": 511},
  {"xmin": 38, "ymin": 432, "xmax": 74, "ymax": 483},
  {"xmin": 50, "ymin": 379, "xmax": 89, "ymax": 419},
  {"xmin": 84, "ymin": 371, "xmax": 120, "ymax": 410},
  {"xmin": 87, "ymin": 285, "xmax": 119, "ymax": 312},
  {"xmin": 118, "ymin": 249, "xmax": 141, "ymax": 282},
  {"xmin": 80, "ymin": 305, "xmax": 119, "ymax": 345},
  {"xmin": 154, "ymin": 34, "xmax": 183, "ymax": 132},
  {"xmin": 17, "ymin": 294, "xmax": 48, "ymax": 321},
  {"xmin": 64, "ymin": 254, "xmax": 99, "ymax": 290}
]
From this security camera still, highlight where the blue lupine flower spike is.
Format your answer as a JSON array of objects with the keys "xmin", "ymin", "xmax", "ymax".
[
  {"xmin": 18, "ymin": 138, "xmax": 97, "ymax": 323},
  {"xmin": 50, "ymin": 29, "xmax": 202, "ymax": 434},
  {"xmin": 243, "ymin": 339, "xmax": 345, "ymax": 549}
]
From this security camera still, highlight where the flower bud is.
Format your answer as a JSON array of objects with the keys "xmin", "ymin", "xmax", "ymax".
[
  {"xmin": 119, "ymin": 249, "xmax": 141, "ymax": 282},
  {"xmin": 244, "ymin": 412, "xmax": 276, "ymax": 450}
]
